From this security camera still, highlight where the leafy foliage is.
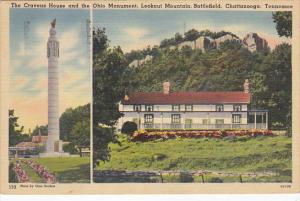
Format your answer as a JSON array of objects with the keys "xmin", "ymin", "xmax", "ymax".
[
  {"xmin": 31, "ymin": 125, "xmax": 48, "ymax": 136},
  {"xmin": 59, "ymin": 104, "xmax": 90, "ymax": 141},
  {"xmin": 9, "ymin": 110, "xmax": 31, "ymax": 146},
  {"xmin": 9, "ymin": 162, "xmax": 18, "ymax": 183},
  {"xmin": 272, "ymin": 11, "xmax": 292, "ymax": 37},
  {"xmin": 250, "ymin": 43, "xmax": 291, "ymax": 130},
  {"xmin": 59, "ymin": 104, "xmax": 90, "ymax": 154},
  {"xmin": 127, "ymin": 40, "xmax": 291, "ymax": 131},
  {"xmin": 121, "ymin": 121, "xmax": 137, "ymax": 135},
  {"xmin": 92, "ymin": 21, "xmax": 292, "ymax": 168},
  {"xmin": 93, "ymin": 27, "xmax": 128, "ymax": 167}
]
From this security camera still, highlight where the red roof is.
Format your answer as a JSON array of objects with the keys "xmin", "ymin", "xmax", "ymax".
[
  {"xmin": 122, "ymin": 92, "xmax": 250, "ymax": 104},
  {"xmin": 32, "ymin": 136, "xmax": 48, "ymax": 143},
  {"xmin": 15, "ymin": 142, "xmax": 40, "ymax": 148}
]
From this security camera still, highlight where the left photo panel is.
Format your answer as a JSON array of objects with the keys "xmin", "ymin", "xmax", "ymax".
[{"xmin": 8, "ymin": 8, "xmax": 91, "ymax": 183}]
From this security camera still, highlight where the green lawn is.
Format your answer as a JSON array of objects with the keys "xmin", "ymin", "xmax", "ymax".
[
  {"xmin": 96, "ymin": 134, "xmax": 292, "ymax": 182},
  {"xmin": 13, "ymin": 157, "xmax": 90, "ymax": 183}
]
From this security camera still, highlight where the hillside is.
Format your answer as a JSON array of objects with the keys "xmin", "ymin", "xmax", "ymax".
[
  {"xmin": 96, "ymin": 134, "xmax": 291, "ymax": 183},
  {"xmin": 123, "ymin": 36, "xmax": 291, "ymax": 130}
]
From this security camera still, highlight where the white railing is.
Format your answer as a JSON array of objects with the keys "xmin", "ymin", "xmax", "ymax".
[{"xmin": 141, "ymin": 123, "xmax": 267, "ymax": 130}]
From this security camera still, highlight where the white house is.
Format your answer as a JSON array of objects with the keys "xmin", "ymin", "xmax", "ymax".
[{"xmin": 117, "ymin": 80, "xmax": 268, "ymax": 130}]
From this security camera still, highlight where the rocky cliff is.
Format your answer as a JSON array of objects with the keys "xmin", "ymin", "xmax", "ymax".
[{"xmin": 243, "ymin": 33, "xmax": 269, "ymax": 52}]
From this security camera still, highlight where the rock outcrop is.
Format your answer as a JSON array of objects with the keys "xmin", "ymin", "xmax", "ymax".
[
  {"xmin": 129, "ymin": 55, "xmax": 153, "ymax": 68},
  {"xmin": 243, "ymin": 33, "xmax": 269, "ymax": 52}
]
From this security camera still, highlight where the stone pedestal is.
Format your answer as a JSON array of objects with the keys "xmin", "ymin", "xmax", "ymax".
[
  {"xmin": 39, "ymin": 140, "xmax": 69, "ymax": 157},
  {"xmin": 39, "ymin": 152, "xmax": 70, "ymax": 158}
]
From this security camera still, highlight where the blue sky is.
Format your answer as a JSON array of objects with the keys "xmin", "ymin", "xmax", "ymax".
[
  {"xmin": 10, "ymin": 9, "xmax": 90, "ymax": 131},
  {"xmin": 93, "ymin": 10, "xmax": 289, "ymax": 52}
]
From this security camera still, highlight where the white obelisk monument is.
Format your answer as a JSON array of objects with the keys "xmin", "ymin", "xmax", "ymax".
[{"xmin": 40, "ymin": 19, "xmax": 69, "ymax": 157}]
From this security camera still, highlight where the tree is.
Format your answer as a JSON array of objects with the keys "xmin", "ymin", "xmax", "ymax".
[
  {"xmin": 93, "ymin": 27, "xmax": 129, "ymax": 167},
  {"xmin": 174, "ymin": 32, "xmax": 183, "ymax": 44},
  {"xmin": 272, "ymin": 11, "xmax": 292, "ymax": 37},
  {"xmin": 9, "ymin": 110, "xmax": 30, "ymax": 146},
  {"xmin": 32, "ymin": 125, "xmax": 48, "ymax": 136},
  {"xmin": 59, "ymin": 104, "xmax": 90, "ymax": 141},
  {"xmin": 251, "ymin": 43, "xmax": 291, "ymax": 130},
  {"xmin": 160, "ymin": 38, "xmax": 176, "ymax": 48},
  {"xmin": 69, "ymin": 121, "xmax": 90, "ymax": 156},
  {"xmin": 184, "ymin": 29, "xmax": 200, "ymax": 41},
  {"xmin": 93, "ymin": 27, "xmax": 109, "ymax": 56}
]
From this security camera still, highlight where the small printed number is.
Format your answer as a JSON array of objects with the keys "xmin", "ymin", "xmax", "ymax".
[
  {"xmin": 9, "ymin": 184, "xmax": 16, "ymax": 189},
  {"xmin": 280, "ymin": 185, "xmax": 291, "ymax": 188}
]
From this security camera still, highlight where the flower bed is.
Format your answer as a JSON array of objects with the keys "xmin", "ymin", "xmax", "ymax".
[
  {"xmin": 15, "ymin": 161, "xmax": 29, "ymax": 183},
  {"xmin": 131, "ymin": 129, "xmax": 274, "ymax": 142},
  {"xmin": 22, "ymin": 160, "xmax": 56, "ymax": 183}
]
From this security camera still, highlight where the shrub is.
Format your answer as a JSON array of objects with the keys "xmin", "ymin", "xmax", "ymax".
[
  {"xmin": 9, "ymin": 162, "xmax": 18, "ymax": 183},
  {"xmin": 179, "ymin": 172, "xmax": 194, "ymax": 182},
  {"xmin": 121, "ymin": 121, "xmax": 138, "ymax": 135},
  {"xmin": 209, "ymin": 177, "xmax": 223, "ymax": 183},
  {"xmin": 63, "ymin": 143, "xmax": 79, "ymax": 154},
  {"xmin": 152, "ymin": 153, "xmax": 167, "ymax": 161}
]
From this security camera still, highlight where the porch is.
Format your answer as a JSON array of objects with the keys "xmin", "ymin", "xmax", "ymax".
[
  {"xmin": 138, "ymin": 109, "xmax": 268, "ymax": 130},
  {"xmin": 141, "ymin": 123, "xmax": 267, "ymax": 130}
]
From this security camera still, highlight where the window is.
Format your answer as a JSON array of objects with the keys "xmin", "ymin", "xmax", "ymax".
[
  {"xmin": 171, "ymin": 114, "xmax": 181, "ymax": 124},
  {"xmin": 215, "ymin": 119, "xmax": 224, "ymax": 129},
  {"xmin": 185, "ymin": 119, "xmax": 193, "ymax": 129},
  {"xmin": 233, "ymin": 104, "xmax": 242, "ymax": 112},
  {"xmin": 144, "ymin": 114, "xmax": 154, "ymax": 123},
  {"xmin": 216, "ymin": 104, "xmax": 224, "ymax": 112},
  {"xmin": 232, "ymin": 114, "xmax": 241, "ymax": 124},
  {"xmin": 202, "ymin": 119, "xmax": 211, "ymax": 124},
  {"xmin": 155, "ymin": 105, "xmax": 160, "ymax": 111},
  {"xmin": 145, "ymin": 105, "xmax": 153, "ymax": 112},
  {"xmin": 133, "ymin": 105, "xmax": 141, "ymax": 112},
  {"xmin": 185, "ymin": 104, "xmax": 193, "ymax": 111},
  {"xmin": 215, "ymin": 119, "xmax": 224, "ymax": 124},
  {"xmin": 172, "ymin": 105, "xmax": 180, "ymax": 111}
]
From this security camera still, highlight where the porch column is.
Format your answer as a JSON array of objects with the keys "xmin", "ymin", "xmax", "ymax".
[
  {"xmin": 254, "ymin": 112, "xmax": 257, "ymax": 129},
  {"xmin": 266, "ymin": 112, "xmax": 268, "ymax": 129},
  {"xmin": 161, "ymin": 112, "xmax": 163, "ymax": 130},
  {"xmin": 182, "ymin": 112, "xmax": 185, "ymax": 130},
  {"xmin": 138, "ymin": 112, "xmax": 141, "ymax": 130}
]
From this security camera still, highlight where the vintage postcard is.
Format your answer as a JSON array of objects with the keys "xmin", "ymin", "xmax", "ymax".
[{"xmin": 0, "ymin": 0, "xmax": 300, "ymax": 194}]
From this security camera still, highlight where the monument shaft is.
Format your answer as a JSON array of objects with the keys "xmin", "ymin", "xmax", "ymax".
[{"xmin": 46, "ymin": 21, "xmax": 60, "ymax": 153}]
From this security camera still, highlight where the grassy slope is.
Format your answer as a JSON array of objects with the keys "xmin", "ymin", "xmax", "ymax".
[
  {"xmin": 28, "ymin": 157, "xmax": 90, "ymax": 183},
  {"xmin": 97, "ymin": 135, "xmax": 291, "ymax": 181}
]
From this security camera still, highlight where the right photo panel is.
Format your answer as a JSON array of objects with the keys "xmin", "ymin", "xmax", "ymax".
[{"xmin": 92, "ymin": 10, "xmax": 292, "ymax": 183}]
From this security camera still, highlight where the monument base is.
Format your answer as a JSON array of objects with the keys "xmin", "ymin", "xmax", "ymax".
[{"xmin": 39, "ymin": 152, "xmax": 70, "ymax": 158}]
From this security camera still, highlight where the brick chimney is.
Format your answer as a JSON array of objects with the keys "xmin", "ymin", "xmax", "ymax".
[
  {"xmin": 163, "ymin": 82, "xmax": 170, "ymax": 94},
  {"xmin": 244, "ymin": 79, "xmax": 250, "ymax": 93},
  {"xmin": 124, "ymin": 94, "xmax": 129, "ymax": 101}
]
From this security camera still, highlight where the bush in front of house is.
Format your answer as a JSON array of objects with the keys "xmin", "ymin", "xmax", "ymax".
[
  {"xmin": 131, "ymin": 129, "xmax": 275, "ymax": 142},
  {"xmin": 121, "ymin": 121, "xmax": 138, "ymax": 135}
]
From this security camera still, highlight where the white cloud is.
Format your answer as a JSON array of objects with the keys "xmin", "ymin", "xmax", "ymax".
[
  {"xmin": 124, "ymin": 27, "xmax": 149, "ymax": 39},
  {"xmin": 11, "ymin": 75, "xmax": 30, "ymax": 91}
]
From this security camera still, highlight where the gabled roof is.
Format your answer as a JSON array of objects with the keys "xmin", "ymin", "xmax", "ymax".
[
  {"xmin": 15, "ymin": 142, "xmax": 40, "ymax": 148},
  {"xmin": 121, "ymin": 91, "xmax": 250, "ymax": 105},
  {"xmin": 32, "ymin": 135, "xmax": 48, "ymax": 143}
]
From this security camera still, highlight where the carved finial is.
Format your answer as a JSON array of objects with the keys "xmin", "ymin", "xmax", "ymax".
[{"xmin": 51, "ymin": 18, "xmax": 56, "ymax": 28}]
